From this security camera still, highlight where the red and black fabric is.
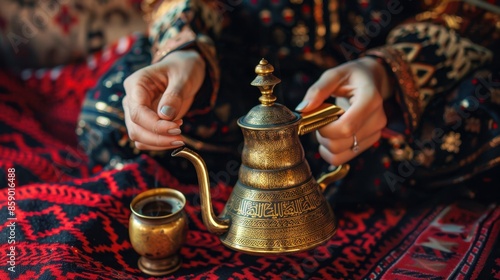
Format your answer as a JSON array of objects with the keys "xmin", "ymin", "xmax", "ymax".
[{"xmin": 1, "ymin": 34, "xmax": 500, "ymax": 279}]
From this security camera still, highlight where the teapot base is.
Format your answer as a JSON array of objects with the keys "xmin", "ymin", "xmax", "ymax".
[
  {"xmin": 219, "ymin": 177, "xmax": 338, "ymax": 255},
  {"xmin": 220, "ymin": 223, "xmax": 337, "ymax": 256}
]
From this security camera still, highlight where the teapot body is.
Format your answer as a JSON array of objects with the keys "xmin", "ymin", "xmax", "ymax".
[
  {"xmin": 218, "ymin": 117, "xmax": 337, "ymax": 254},
  {"xmin": 172, "ymin": 59, "xmax": 344, "ymax": 255}
]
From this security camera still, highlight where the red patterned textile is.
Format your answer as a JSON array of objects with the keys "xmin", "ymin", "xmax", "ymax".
[{"xmin": 1, "ymin": 36, "xmax": 500, "ymax": 280}]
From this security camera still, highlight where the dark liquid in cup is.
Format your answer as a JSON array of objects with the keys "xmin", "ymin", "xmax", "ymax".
[{"xmin": 139, "ymin": 200, "xmax": 174, "ymax": 217}]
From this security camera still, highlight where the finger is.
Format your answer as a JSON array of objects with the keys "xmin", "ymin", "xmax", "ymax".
[
  {"xmin": 125, "ymin": 118, "xmax": 184, "ymax": 148},
  {"xmin": 123, "ymin": 70, "xmax": 164, "ymax": 108},
  {"xmin": 335, "ymin": 96, "xmax": 351, "ymax": 111},
  {"xmin": 319, "ymin": 131, "xmax": 381, "ymax": 166},
  {"xmin": 150, "ymin": 118, "xmax": 184, "ymax": 135},
  {"xmin": 317, "ymin": 122, "xmax": 382, "ymax": 155},
  {"xmin": 157, "ymin": 74, "xmax": 194, "ymax": 121},
  {"xmin": 296, "ymin": 67, "xmax": 349, "ymax": 112},
  {"xmin": 123, "ymin": 88, "xmax": 162, "ymax": 133},
  {"xmin": 319, "ymin": 85, "xmax": 383, "ymax": 140},
  {"xmin": 318, "ymin": 104, "xmax": 386, "ymax": 141},
  {"xmin": 123, "ymin": 96, "xmax": 183, "ymax": 135}
]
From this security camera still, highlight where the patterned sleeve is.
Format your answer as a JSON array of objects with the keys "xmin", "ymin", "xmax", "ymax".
[
  {"xmin": 365, "ymin": 2, "xmax": 499, "ymax": 132},
  {"xmin": 142, "ymin": 0, "xmax": 222, "ymax": 115}
]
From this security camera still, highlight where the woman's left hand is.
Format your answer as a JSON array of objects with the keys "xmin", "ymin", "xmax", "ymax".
[{"xmin": 295, "ymin": 57, "xmax": 391, "ymax": 166}]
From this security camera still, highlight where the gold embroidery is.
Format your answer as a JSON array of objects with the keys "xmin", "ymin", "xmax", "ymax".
[
  {"xmin": 441, "ymin": 131, "xmax": 461, "ymax": 153},
  {"xmin": 388, "ymin": 23, "xmax": 493, "ymax": 99},
  {"xmin": 292, "ymin": 22, "xmax": 309, "ymax": 47},
  {"xmin": 313, "ymin": 0, "xmax": 325, "ymax": 50},
  {"xmin": 329, "ymin": 0, "xmax": 340, "ymax": 39},
  {"xmin": 415, "ymin": 148, "xmax": 435, "ymax": 168}
]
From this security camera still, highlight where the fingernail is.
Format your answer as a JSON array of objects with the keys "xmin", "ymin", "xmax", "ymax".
[
  {"xmin": 168, "ymin": 128, "xmax": 182, "ymax": 135},
  {"xmin": 171, "ymin": 141, "xmax": 185, "ymax": 146},
  {"xmin": 160, "ymin": 105, "xmax": 176, "ymax": 119},
  {"xmin": 295, "ymin": 100, "xmax": 309, "ymax": 111}
]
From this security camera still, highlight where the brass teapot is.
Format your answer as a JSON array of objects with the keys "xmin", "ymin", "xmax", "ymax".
[{"xmin": 172, "ymin": 59, "xmax": 349, "ymax": 255}]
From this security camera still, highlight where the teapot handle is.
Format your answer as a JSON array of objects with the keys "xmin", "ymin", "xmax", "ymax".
[
  {"xmin": 298, "ymin": 103, "xmax": 344, "ymax": 136},
  {"xmin": 316, "ymin": 164, "xmax": 350, "ymax": 192},
  {"xmin": 297, "ymin": 103, "xmax": 349, "ymax": 190}
]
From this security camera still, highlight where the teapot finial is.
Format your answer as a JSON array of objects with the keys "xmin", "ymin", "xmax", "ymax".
[{"xmin": 251, "ymin": 59, "xmax": 281, "ymax": 106}]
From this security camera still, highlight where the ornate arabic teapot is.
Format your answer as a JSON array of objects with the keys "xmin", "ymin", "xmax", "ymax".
[{"xmin": 172, "ymin": 59, "xmax": 349, "ymax": 255}]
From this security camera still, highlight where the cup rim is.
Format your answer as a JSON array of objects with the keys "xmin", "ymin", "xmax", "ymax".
[{"xmin": 130, "ymin": 188, "xmax": 186, "ymax": 219}]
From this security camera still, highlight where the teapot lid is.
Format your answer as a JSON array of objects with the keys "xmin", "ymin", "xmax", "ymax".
[{"xmin": 238, "ymin": 59, "xmax": 299, "ymax": 128}]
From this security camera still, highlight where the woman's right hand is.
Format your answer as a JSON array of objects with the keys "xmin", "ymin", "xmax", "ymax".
[
  {"xmin": 122, "ymin": 49, "xmax": 206, "ymax": 151},
  {"xmin": 296, "ymin": 57, "xmax": 390, "ymax": 166}
]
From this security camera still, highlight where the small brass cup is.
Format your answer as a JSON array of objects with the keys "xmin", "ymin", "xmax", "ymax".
[{"xmin": 129, "ymin": 188, "xmax": 188, "ymax": 276}]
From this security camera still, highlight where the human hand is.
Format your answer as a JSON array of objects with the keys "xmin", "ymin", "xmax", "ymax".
[
  {"xmin": 123, "ymin": 50, "xmax": 206, "ymax": 150},
  {"xmin": 296, "ymin": 57, "xmax": 390, "ymax": 166}
]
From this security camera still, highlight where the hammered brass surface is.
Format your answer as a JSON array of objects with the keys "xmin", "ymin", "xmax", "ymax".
[
  {"xmin": 171, "ymin": 59, "xmax": 348, "ymax": 255},
  {"xmin": 237, "ymin": 161, "xmax": 311, "ymax": 189},
  {"xmin": 241, "ymin": 126, "xmax": 303, "ymax": 170},
  {"xmin": 230, "ymin": 178, "xmax": 317, "ymax": 201},
  {"xmin": 217, "ymin": 177, "xmax": 336, "ymax": 254},
  {"xmin": 239, "ymin": 103, "xmax": 298, "ymax": 127}
]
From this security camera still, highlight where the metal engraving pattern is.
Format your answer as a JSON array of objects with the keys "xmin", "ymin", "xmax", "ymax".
[
  {"xmin": 230, "ymin": 179, "xmax": 316, "ymax": 201},
  {"xmin": 241, "ymin": 126, "xmax": 304, "ymax": 170},
  {"xmin": 239, "ymin": 104, "xmax": 299, "ymax": 127},
  {"xmin": 225, "ymin": 187, "xmax": 323, "ymax": 218},
  {"xmin": 218, "ymin": 179, "xmax": 337, "ymax": 254},
  {"xmin": 220, "ymin": 202, "xmax": 336, "ymax": 254}
]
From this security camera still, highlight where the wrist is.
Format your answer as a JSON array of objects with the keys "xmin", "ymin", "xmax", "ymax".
[
  {"xmin": 152, "ymin": 37, "xmax": 198, "ymax": 64},
  {"xmin": 159, "ymin": 49, "xmax": 204, "ymax": 66}
]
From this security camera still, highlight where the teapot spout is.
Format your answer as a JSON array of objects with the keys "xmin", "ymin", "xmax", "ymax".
[{"xmin": 172, "ymin": 147, "xmax": 230, "ymax": 235}]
